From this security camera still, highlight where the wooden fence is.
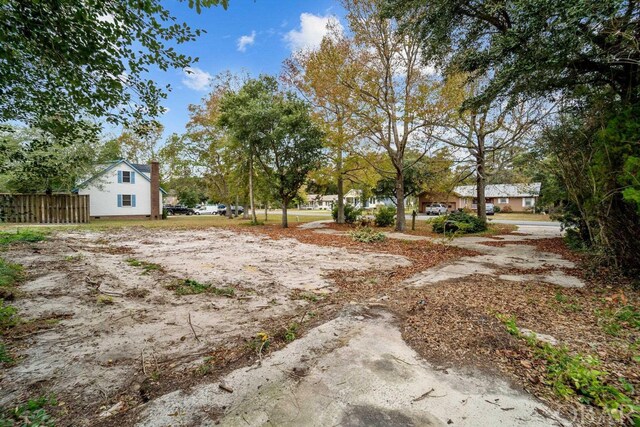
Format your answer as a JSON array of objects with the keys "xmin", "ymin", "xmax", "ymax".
[{"xmin": 0, "ymin": 194, "xmax": 90, "ymax": 224}]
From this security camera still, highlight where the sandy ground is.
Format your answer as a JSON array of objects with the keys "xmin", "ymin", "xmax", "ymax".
[
  {"xmin": 0, "ymin": 224, "xmax": 581, "ymax": 426},
  {"xmin": 0, "ymin": 228, "xmax": 408, "ymax": 424}
]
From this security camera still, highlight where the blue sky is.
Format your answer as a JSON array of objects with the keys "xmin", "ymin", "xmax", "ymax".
[{"xmin": 142, "ymin": 0, "xmax": 345, "ymax": 140}]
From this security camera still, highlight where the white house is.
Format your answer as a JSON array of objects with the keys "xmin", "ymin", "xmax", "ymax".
[
  {"xmin": 344, "ymin": 189, "xmax": 398, "ymax": 209},
  {"xmin": 299, "ymin": 194, "xmax": 338, "ymax": 210},
  {"xmin": 74, "ymin": 160, "xmax": 165, "ymax": 219}
]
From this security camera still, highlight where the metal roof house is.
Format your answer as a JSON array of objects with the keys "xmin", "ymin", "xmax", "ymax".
[{"xmin": 419, "ymin": 183, "xmax": 542, "ymax": 213}]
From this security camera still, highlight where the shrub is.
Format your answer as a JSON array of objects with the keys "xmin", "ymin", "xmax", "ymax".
[
  {"xmin": 493, "ymin": 205, "xmax": 501, "ymax": 213},
  {"xmin": 348, "ymin": 226, "xmax": 386, "ymax": 243},
  {"xmin": 332, "ymin": 204, "xmax": 362, "ymax": 224},
  {"xmin": 374, "ymin": 205, "xmax": 396, "ymax": 227},
  {"xmin": 431, "ymin": 211, "xmax": 487, "ymax": 234},
  {"xmin": 501, "ymin": 205, "xmax": 513, "ymax": 213}
]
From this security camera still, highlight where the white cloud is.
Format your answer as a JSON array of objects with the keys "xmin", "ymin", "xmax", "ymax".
[
  {"xmin": 284, "ymin": 13, "xmax": 343, "ymax": 52},
  {"xmin": 237, "ymin": 31, "xmax": 256, "ymax": 52},
  {"xmin": 182, "ymin": 67, "xmax": 212, "ymax": 91}
]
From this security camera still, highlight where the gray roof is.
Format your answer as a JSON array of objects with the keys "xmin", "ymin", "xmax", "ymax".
[
  {"xmin": 454, "ymin": 183, "xmax": 541, "ymax": 198},
  {"xmin": 132, "ymin": 163, "xmax": 151, "ymax": 173}
]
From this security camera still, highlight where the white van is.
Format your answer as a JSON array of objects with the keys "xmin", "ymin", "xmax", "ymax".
[{"xmin": 195, "ymin": 205, "xmax": 218, "ymax": 215}]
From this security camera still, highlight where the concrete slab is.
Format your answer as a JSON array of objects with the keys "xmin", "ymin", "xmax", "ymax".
[
  {"xmin": 405, "ymin": 227, "xmax": 584, "ymax": 288},
  {"xmin": 135, "ymin": 309, "xmax": 567, "ymax": 427}
]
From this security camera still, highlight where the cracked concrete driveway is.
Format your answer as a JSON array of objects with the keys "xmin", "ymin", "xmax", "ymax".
[
  {"xmin": 136, "ymin": 308, "xmax": 567, "ymax": 427},
  {"xmin": 404, "ymin": 225, "xmax": 584, "ymax": 289}
]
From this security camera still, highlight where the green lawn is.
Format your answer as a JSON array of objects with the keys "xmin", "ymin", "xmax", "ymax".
[
  {"xmin": 0, "ymin": 213, "xmax": 330, "ymax": 232},
  {"xmin": 490, "ymin": 213, "xmax": 552, "ymax": 222}
]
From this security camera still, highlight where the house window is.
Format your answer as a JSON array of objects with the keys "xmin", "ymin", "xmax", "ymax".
[
  {"xmin": 118, "ymin": 170, "xmax": 135, "ymax": 183},
  {"xmin": 523, "ymin": 197, "xmax": 534, "ymax": 208},
  {"xmin": 118, "ymin": 194, "xmax": 136, "ymax": 207},
  {"xmin": 498, "ymin": 197, "xmax": 509, "ymax": 204}
]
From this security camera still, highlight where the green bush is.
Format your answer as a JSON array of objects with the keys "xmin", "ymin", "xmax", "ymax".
[
  {"xmin": 374, "ymin": 205, "xmax": 396, "ymax": 227},
  {"xmin": 493, "ymin": 205, "xmax": 501, "ymax": 213},
  {"xmin": 348, "ymin": 226, "xmax": 386, "ymax": 243},
  {"xmin": 431, "ymin": 211, "xmax": 486, "ymax": 234},
  {"xmin": 332, "ymin": 204, "xmax": 362, "ymax": 224}
]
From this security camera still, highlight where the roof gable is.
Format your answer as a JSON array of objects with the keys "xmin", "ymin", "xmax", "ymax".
[{"xmin": 74, "ymin": 159, "xmax": 166, "ymax": 194}]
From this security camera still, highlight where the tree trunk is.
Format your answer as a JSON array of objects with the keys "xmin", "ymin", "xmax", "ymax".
[
  {"xmin": 242, "ymin": 198, "xmax": 249, "ymax": 219},
  {"xmin": 336, "ymin": 150, "xmax": 345, "ymax": 224},
  {"xmin": 281, "ymin": 198, "xmax": 288, "ymax": 228},
  {"xmin": 264, "ymin": 202, "xmax": 268, "ymax": 222},
  {"xmin": 226, "ymin": 197, "xmax": 232, "ymax": 219},
  {"xmin": 249, "ymin": 154, "xmax": 257, "ymax": 223},
  {"xmin": 395, "ymin": 169, "xmax": 406, "ymax": 231},
  {"xmin": 476, "ymin": 142, "xmax": 487, "ymax": 224},
  {"xmin": 235, "ymin": 194, "xmax": 239, "ymax": 218}
]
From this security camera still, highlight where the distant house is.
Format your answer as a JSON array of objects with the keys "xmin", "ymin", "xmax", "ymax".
[
  {"xmin": 418, "ymin": 183, "xmax": 542, "ymax": 213},
  {"xmin": 344, "ymin": 189, "xmax": 395, "ymax": 209},
  {"xmin": 299, "ymin": 190, "xmax": 395, "ymax": 210},
  {"xmin": 298, "ymin": 194, "xmax": 338, "ymax": 210},
  {"xmin": 74, "ymin": 160, "xmax": 165, "ymax": 219}
]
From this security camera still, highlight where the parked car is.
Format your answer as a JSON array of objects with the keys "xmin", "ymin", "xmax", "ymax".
[
  {"xmin": 195, "ymin": 205, "xmax": 218, "ymax": 215},
  {"xmin": 486, "ymin": 203, "xmax": 495, "ymax": 215},
  {"xmin": 165, "ymin": 205, "xmax": 195, "ymax": 216},
  {"xmin": 218, "ymin": 205, "xmax": 244, "ymax": 216},
  {"xmin": 425, "ymin": 203, "xmax": 448, "ymax": 215}
]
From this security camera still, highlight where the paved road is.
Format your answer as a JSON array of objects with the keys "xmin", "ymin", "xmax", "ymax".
[{"xmin": 277, "ymin": 210, "xmax": 561, "ymax": 228}]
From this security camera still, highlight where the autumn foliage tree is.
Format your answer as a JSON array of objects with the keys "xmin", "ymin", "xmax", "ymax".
[{"xmin": 331, "ymin": 0, "xmax": 448, "ymax": 231}]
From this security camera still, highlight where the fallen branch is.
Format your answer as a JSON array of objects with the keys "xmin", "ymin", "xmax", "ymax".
[
  {"xmin": 141, "ymin": 349, "xmax": 147, "ymax": 375},
  {"xmin": 188, "ymin": 313, "xmax": 201, "ymax": 343},
  {"xmin": 412, "ymin": 388, "xmax": 435, "ymax": 402},
  {"xmin": 219, "ymin": 382, "xmax": 234, "ymax": 393}
]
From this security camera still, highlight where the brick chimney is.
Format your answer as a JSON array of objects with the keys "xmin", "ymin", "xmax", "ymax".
[{"xmin": 150, "ymin": 161, "xmax": 160, "ymax": 220}]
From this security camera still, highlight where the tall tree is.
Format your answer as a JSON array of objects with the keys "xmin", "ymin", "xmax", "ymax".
[
  {"xmin": 334, "ymin": 0, "xmax": 447, "ymax": 231},
  {"xmin": 433, "ymin": 77, "xmax": 549, "ymax": 223},
  {"xmin": 218, "ymin": 77, "xmax": 274, "ymax": 223},
  {"xmin": 173, "ymin": 76, "xmax": 244, "ymax": 218},
  {"xmin": 284, "ymin": 32, "xmax": 361, "ymax": 224},
  {"xmin": 112, "ymin": 121, "xmax": 164, "ymax": 164},
  {"xmin": 0, "ymin": 0, "xmax": 227, "ymax": 126},
  {"xmin": 384, "ymin": 0, "xmax": 640, "ymax": 273},
  {"xmin": 0, "ymin": 122, "xmax": 101, "ymax": 193},
  {"xmin": 220, "ymin": 76, "xmax": 324, "ymax": 228}
]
